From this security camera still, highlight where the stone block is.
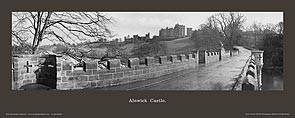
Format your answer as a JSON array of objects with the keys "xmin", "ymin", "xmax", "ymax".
[
  {"xmin": 194, "ymin": 53, "xmax": 199, "ymax": 60},
  {"xmin": 179, "ymin": 54, "xmax": 186, "ymax": 62},
  {"xmin": 115, "ymin": 67, "xmax": 124, "ymax": 72},
  {"xmin": 96, "ymin": 80, "xmax": 104, "ymax": 87},
  {"xmin": 62, "ymin": 63, "xmax": 72, "ymax": 70},
  {"xmin": 102, "ymin": 79, "xmax": 112, "ymax": 86},
  {"xmin": 107, "ymin": 59, "xmax": 121, "ymax": 70},
  {"xmin": 85, "ymin": 70, "xmax": 93, "ymax": 75},
  {"xmin": 72, "ymin": 70, "xmax": 87, "ymax": 76},
  {"xmin": 145, "ymin": 57, "xmax": 154, "ymax": 66},
  {"xmin": 88, "ymin": 75, "xmax": 99, "ymax": 81},
  {"xmin": 113, "ymin": 72, "xmax": 123, "ymax": 79},
  {"xmin": 75, "ymin": 76, "xmax": 88, "ymax": 81},
  {"xmin": 57, "ymin": 77, "xmax": 61, "ymax": 81},
  {"xmin": 161, "ymin": 65, "xmax": 169, "ymax": 70},
  {"xmin": 149, "ymin": 72, "xmax": 157, "ymax": 78},
  {"xmin": 134, "ymin": 65, "xmax": 140, "ymax": 70},
  {"xmin": 62, "ymin": 77, "xmax": 70, "ymax": 82},
  {"xmin": 86, "ymin": 62, "xmax": 97, "ymax": 69},
  {"xmin": 57, "ymin": 63, "xmax": 61, "ymax": 67},
  {"xmin": 134, "ymin": 70, "xmax": 143, "ymax": 75},
  {"xmin": 90, "ymin": 81, "xmax": 97, "ymax": 87},
  {"xmin": 142, "ymin": 68, "xmax": 149, "ymax": 74},
  {"xmin": 92, "ymin": 69, "xmax": 98, "ymax": 75},
  {"xmin": 110, "ymin": 78, "xmax": 125, "ymax": 85},
  {"xmin": 23, "ymin": 73, "xmax": 35, "ymax": 80},
  {"xmin": 66, "ymin": 70, "xmax": 73, "ymax": 76},
  {"xmin": 97, "ymin": 69, "xmax": 115, "ymax": 74},
  {"xmin": 128, "ymin": 75, "xmax": 139, "ymax": 82},
  {"xmin": 159, "ymin": 56, "xmax": 168, "ymax": 64},
  {"xmin": 59, "ymin": 82, "xmax": 75, "ymax": 90},
  {"xmin": 149, "ymin": 67, "xmax": 156, "ymax": 72},
  {"xmin": 13, "ymin": 57, "xmax": 19, "ymax": 62},
  {"xmin": 128, "ymin": 58, "xmax": 140, "ymax": 68},
  {"xmin": 123, "ymin": 70, "xmax": 134, "ymax": 77},
  {"xmin": 170, "ymin": 55, "xmax": 178, "ymax": 63},
  {"xmin": 75, "ymin": 82, "xmax": 91, "ymax": 88},
  {"xmin": 100, "ymin": 74, "xmax": 113, "ymax": 80}
]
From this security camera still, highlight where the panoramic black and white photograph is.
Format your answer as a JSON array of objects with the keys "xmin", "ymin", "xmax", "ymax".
[{"xmin": 11, "ymin": 12, "xmax": 283, "ymax": 91}]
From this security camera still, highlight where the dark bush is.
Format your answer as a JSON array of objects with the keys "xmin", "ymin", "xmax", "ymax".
[{"xmin": 262, "ymin": 34, "xmax": 283, "ymax": 67}]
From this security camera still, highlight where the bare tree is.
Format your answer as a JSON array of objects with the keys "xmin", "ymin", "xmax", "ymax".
[
  {"xmin": 211, "ymin": 12, "xmax": 246, "ymax": 55},
  {"xmin": 248, "ymin": 22, "xmax": 281, "ymax": 49},
  {"xmin": 249, "ymin": 22, "xmax": 278, "ymax": 34},
  {"xmin": 12, "ymin": 12, "xmax": 113, "ymax": 54},
  {"xmin": 191, "ymin": 16, "xmax": 223, "ymax": 51},
  {"xmin": 276, "ymin": 21, "xmax": 283, "ymax": 35},
  {"xmin": 248, "ymin": 23, "xmax": 264, "ymax": 48}
]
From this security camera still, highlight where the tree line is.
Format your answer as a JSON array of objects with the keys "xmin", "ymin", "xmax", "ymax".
[{"xmin": 190, "ymin": 12, "xmax": 283, "ymax": 53}]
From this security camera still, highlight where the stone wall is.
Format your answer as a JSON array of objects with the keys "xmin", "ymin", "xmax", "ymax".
[
  {"xmin": 199, "ymin": 50, "xmax": 221, "ymax": 64},
  {"xmin": 12, "ymin": 55, "xmax": 42, "ymax": 90},
  {"xmin": 12, "ymin": 48, "xmax": 239, "ymax": 90},
  {"xmin": 241, "ymin": 56, "xmax": 259, "ymax": 91},
  {"xmin": 221, "ymin": 48, "xmax": 231, "ymax": 59},
  {"xmin": 12, "ymin": 52, "xmax": 201, "ymax": 90},
  {"xmin": 55, "ymin": 53, "xmax": 199, "ymax": 90},
  {"xmin": 205, "ymin": 51, "xmax": 220, "ymax": 64},
  {"xmin": 232, "ymin": 50, "xmax": 239, "ymax": 56}
]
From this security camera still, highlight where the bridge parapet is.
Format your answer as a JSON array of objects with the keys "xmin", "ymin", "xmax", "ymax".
[
  {"xmin": 204, "ymin": 51, "xmax": 220, "ymax": 64},
  {"xmin": 12, "ymin": 48, "xmax": 240, "ymax": 90},
  {"xmin": 241, "ymin": 50, "xmax": 264, "ymax": 91}
]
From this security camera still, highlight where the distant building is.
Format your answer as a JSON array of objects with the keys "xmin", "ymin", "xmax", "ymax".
[
  {"xmin": 174, "ymin": 24, "xmax": 185, "ymax": 37},
  {"xmin": 159, "ymin": 27, "xmax": 174, "ymax": 38},
  {"xmin": 124, "ymin": 33, "xmax": 151, "ymax": 43},
  {"xmin": 187, "ymin": 28, "xmax": 193, "ymax": 37},
  {"xmin": 159, "ymin": 24, "xmax": 185, "ymax": 39}
]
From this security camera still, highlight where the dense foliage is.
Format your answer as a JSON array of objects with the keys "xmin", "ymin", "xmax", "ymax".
[{"xmin": 262, "ymin": 34, "xmax": 283, "ymax": 67}]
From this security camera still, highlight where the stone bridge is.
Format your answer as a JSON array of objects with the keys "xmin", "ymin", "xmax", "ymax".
[
  {"xmin": 11, "ymin": 46, "xmax": 260, "ymax": 91},
  {"xmin": 98, "ymin": 46, "xmax": 250, "ymax": 90}
]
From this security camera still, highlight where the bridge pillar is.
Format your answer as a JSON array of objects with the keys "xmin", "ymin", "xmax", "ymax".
[
  {"xmin": 193, "ymin": 52, "xmax": 199, "ymax": 67},
  {"xmin": 198, "ymin": 50, "xmax": 207, "ymax": 64},
  {"xmin": 251, "ymin": 50, "xmax": 264, "ymax": 90}
]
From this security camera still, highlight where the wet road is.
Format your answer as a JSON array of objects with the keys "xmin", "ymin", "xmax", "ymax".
[{"xmin": 97, "ymin": 46, "xmax": 251, "ymax": 90}]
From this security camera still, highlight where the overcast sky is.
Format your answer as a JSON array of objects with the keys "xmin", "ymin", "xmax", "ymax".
[{"xmin": 103, "ymin": 12, "xmax": 283, "ymax": 39}]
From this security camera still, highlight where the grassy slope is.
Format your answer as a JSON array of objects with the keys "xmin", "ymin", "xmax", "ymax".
[{"xmin": 160, "ymin": 37, "xmax": 196, "ymax": 55}]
